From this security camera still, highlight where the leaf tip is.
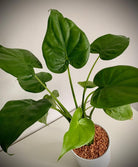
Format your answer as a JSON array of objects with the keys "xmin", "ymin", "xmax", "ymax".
[
  {"xmin": 57, "ymin": 156, "xmax": 61, "ymax": 161},
  {"xmin": 1, "ymin": 144, "xmax": 14, "ymax": 156},
  {"xmin": 77, "ymin": 81, "xmax": 82, "ymax": 87},
  {"xmin": 57, "ymin": 152, "xmax": 64, "ymax": 161},
  {"xmin": 57, "ymin": 146, "xmax": 68, "ymax": 161}
]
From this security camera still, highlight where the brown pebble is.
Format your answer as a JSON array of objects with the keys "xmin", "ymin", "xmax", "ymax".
[{"xmin": 73, "ymin": 125, "xmax": 109, "ymax": 159}]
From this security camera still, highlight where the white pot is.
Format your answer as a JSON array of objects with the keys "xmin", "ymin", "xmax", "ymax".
[{"xmin": 72, "ymin": 126, "xmax": 111, "ymax": 167}]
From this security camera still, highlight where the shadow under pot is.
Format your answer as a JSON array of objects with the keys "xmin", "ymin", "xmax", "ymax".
[{"xmin": 72, "ymin": 124, "xmax": 111, "ymax": 167}]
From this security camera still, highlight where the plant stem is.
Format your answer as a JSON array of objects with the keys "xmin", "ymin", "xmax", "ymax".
[
  {"xmin": 84, "ymin": 91, "xmax": 95, "ymax": 110},
  {"xmin": 81, "ymin": 56, "xmax": 100, "ymax": 114},
  {"xmin": 85, "ymin": 105, "xmax": 93, "ymax": 112},
  {"xmin": 89, "ymin": 107, "xmax": 95, "ymax": 119},
  {"xmin": 34, "ymin": 74, "xmax": 72, "ymax": 121},
  {"xmin": 67, "ymin": 66, "xmax": 78, "ymax": 109},
  {"xmin": 52, "ymin": 107, "xmax": 70, "ymax": 120}
]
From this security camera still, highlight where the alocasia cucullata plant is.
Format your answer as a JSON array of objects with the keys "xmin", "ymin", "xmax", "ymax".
[{"xmin": 0, "ymin": 9, "xmax": 138, "ymax": 160}]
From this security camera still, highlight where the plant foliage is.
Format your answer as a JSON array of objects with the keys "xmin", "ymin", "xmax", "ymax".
[
  {"xmin": 42, "ymin": 9, "xmax": 90, "ymax": 73},
  {"xmin": 0, "ymin": 9, "xmax": 137, "ymax": 159}
]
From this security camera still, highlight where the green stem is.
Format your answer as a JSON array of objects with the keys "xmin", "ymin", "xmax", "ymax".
[
  {"xmin": 67, "ymin": 66, "xmax": 78, "ymax": 109},
  {"xmin": 85, "ymin": 105, "xmax": 93, "ymax": 112},
  {"xmin": 81, "ymin": 56, "xmax": 100, "ymax": 114},
  {"xmin": 84, "ymin": 91, "xmax": 95, "ymax": 110},
  {"xmin": 34, "ymin": 74, "xmax": 72, "ymax": 121},
  {"xmin": 89, "ymin": 107, "xmax": 95, "ymax": 119},
  {"xmin": 52, "ymin": 107, "xmax": 69, "ymax": 120}
]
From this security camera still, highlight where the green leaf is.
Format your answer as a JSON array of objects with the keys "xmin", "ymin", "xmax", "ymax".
[
  {"xmin": 91, "ymin": 66, "xmax": 138, "ymax": 108},
  {"xmin": 90, "ymin": 34, "xmax": 129, "ymax": 60},
  {"xmin": 18, "ymin": 72, "xmax": 52, "ymax": 93},
  {"xmin": 51, "ymin": 90, "xmax": 59, "ymax": 97},
  {"xmin": 39, "ymin": 113, "xmax": 48, "ymax": 125},
  {"xmin": 0, "ymin": 45, "xmax": 42, "ymax": 78},
  {"xmin": 104, "ymin": 104, "xmax": 133, "ymax": 121},
  {"xmin": 39, "ymin": 90, "xmax": 59, "ymax": 124},
  {"xmin": 43, "ymin": 94, "xmax": 56, "ymax": 108},
  {"xmin": 42, "ymin": 9, "xmax": 90, "ymax": 73},
  {"xmin": 0, "ymin": 99, "xmax": 51, "ymax": 153},
  {"xmin": 58, "ymin": 108, "xmax": 95, "ymax": 160},
  {"xmin": 43, "ymin": 90, "xmax": 59, "ymax": 108},
  {"xmin": 78, "ymin": 81, "xmax": 96, "ymax": 88}
]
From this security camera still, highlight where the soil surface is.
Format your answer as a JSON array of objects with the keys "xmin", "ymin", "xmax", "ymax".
[{"xmin": 73, "ymin": 125, "xmax": 109, "ymax": 159}]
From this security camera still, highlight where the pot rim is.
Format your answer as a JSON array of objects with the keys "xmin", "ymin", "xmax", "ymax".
[{"xmin": 72, "ymin": 124, "xmax": 110, "ymax": 161}]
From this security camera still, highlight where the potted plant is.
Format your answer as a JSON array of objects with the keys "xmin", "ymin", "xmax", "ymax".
[{"xmin": 0, "ymin": 9, "xmax": 138, "ymax": 167}]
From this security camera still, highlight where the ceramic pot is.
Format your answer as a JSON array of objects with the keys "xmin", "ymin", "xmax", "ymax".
[{"xmin": 72, "ymin": 125, "xmax": 111, "ymax": 167}]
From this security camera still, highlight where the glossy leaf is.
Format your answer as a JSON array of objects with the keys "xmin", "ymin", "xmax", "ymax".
[
  {"xmin": 90, "ymin": 34, "xmax": 129, "ymax": 60},
  {"xmin": 78, "ymin": 81, "xmax": 96, "ymax": 88},
  {"xmin": 91, "ymin": 66, "xmax": 138, "ymax": 108},
  {"xmin": 104, "ymin": 104, "xmax": 133, "ymax": 121},
  {"xmin": 0, "ymin": 99, "xmax": 51, "ymax": 153},
  {"xmin": 0, "ymin": 45, "xmax": 42, "ymax": 78},
  {"xmin": 58, "ymin": 108, "xmax": 95, "ymax": 160},
  {"xmin": 18, "ymin": 72, "xmax": 52, "ymax": 93},
  {"xmin": 42, "ymin": 9, "xmax": 90, "ymax": 73}
]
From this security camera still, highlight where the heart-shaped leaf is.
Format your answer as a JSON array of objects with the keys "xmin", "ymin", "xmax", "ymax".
[
  {"xmin": 42, "ymin": 9, "xmax": 90, "ymax": 73},
  {"xmin": 91, "ymin": 66, "xmax": 138, "ymax": 108},
  {"xmin": 104, "ymin": 104, "xmax": 133, "ymax": 120},
  {"xmin": 0, "ymin": 45, "xmax": 42, "ymax": 78},
  {"xmin": 78, "ymin": 81, "xmax": 96, "ymax": 88},
  {"xmin": 90, "ymin": 34, "xmax": 129, "ymax": 60},
  {"xmin": 18, "ymin": 72, "xmax": 52, "ymax": 93},
  {"xmin": 0, "ymin": 99, "xmax": 51, "ymax": 153},
  {"xmin": 58, "ymin": 108, "xmax": 95, "ymax": 160}
]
